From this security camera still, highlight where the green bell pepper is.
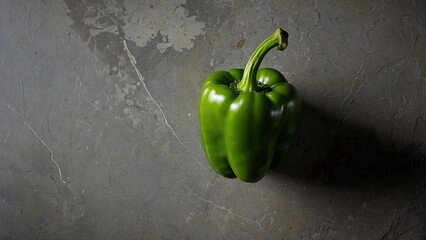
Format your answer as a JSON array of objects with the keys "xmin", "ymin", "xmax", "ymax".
[{"xmin": 199, "ymin": 28, "xmax": 301, "ymax": 182}]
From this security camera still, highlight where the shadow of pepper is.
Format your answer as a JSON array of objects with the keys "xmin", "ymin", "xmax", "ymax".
[{"xmin": 271, "ymin": 101, "xmax": 426, "ymax": 188}]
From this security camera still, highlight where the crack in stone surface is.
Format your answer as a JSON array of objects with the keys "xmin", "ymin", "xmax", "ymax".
[
  {"xmin": 4, "ymin": 103, "xmax": 66, "ymax": 184},
  {"xmin": 22, "ymin": 115, "xmax": 66, "ymax": 184},
  {"xmin": 121, "ymin": 38, "xmax": 206, "ymax": 170},
  {"xmin": 184, "ymin": 185, "xmax": 263, "ymax": 230}
]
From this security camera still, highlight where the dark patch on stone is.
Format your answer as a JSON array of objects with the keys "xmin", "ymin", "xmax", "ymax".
[{"xmin": 236, "ymin": 38, "xmax": 246, "ymax": 48}]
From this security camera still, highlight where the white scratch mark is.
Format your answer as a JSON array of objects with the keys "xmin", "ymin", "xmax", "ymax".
[
  {"xmin": 213, "ymin": 218, "xmax": 225, "ymax": 232},
  {"xmin": 341, "ymin": 44, "xmax": 367, "ymax": 110},
  {"xmin": 122, "ymin": 39, "xmax": 205, "ymax": 170},
  {"xmin": 395, "ymin": 26, "xmax": 404, "ymax": 40},
  {"xmin": 0, "ymin": 130, "xmax": 10, "ymax": 146},
  {"xmin": 319, "ymin": 89, "xmax": 329, "ymax": 104},
  {"xmin": 184, "ymin": 185, "xmax": 263, "ymax": 230},
  {"xmin": 19, "ymin": 77, "xmax": 26, "ymax": 116},
  {"xmin": 414, "ymin": 59, "xmax": 425, "ymax": 106},
  {"xmin": 128, "ymin": 141, "xmax": 144, "ymax": 162},
  {"xmin": 4, "ymin": 103, "xmax": 66, "ymax": 184},
  {"xmin": 338, "ymin": 41, "xmax": 370, "ymax": 124},
  {"xmin": 341, "ymin": 81, "xmax": 366, "ymax": 123},
  {"xmin": 388, "ymin": 76, "xmax": 394, "ymax": 116}
]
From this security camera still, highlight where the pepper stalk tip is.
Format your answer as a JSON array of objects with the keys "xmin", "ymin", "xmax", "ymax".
[
  {"xmin": 237, "ymin": 27, "xmax": 289, "ymax": 92},
  {"xmin": 276, "ymin": 28, "xmax": 289, "ymax": 51}
]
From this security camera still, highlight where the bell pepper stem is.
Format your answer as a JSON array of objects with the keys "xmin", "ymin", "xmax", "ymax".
[{"xmin": 237, "ymin": 28, "xmax": 289, "ymax": 92}]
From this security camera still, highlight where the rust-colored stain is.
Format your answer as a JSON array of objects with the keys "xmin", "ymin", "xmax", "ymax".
[{"xmin": 236, "ymin": 38, "xmax": 246, "ymax": 48}]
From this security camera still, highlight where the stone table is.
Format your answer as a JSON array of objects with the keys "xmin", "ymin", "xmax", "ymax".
[{"xmin": 1, "ymin": 0, "xmax": 425, "ymax": 239}]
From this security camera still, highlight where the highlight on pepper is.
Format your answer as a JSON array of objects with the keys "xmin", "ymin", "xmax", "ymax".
[{"xmin": 199, "ymin": 28, "xmax": 301, "ymax": 183}]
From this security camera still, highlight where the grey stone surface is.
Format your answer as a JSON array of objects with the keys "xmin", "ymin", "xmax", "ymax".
[{"xmin": 1, "ymin": 0, "xmax": 425, "ymax": 239}]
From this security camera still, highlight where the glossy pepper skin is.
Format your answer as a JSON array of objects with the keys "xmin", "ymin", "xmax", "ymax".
[{"xmin": 199, "ymin": 28, "xmax": 301, "ymax": 182}]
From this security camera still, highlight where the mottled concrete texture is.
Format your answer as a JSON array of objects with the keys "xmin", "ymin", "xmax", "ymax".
[{"xmin": 1, "ymin": 0, "xmax": 425, "ymax": 239}]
